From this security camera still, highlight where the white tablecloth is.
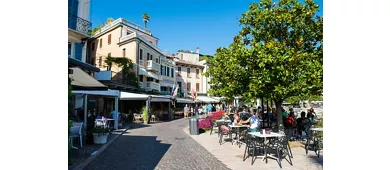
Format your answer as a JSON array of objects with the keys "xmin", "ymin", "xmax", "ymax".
[{"xmin": 249, "ymin": 132, "xmax": 285, "ymax": 138}]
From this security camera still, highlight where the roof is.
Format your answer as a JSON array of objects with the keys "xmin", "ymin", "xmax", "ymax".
[
  {"xmin": 175, "ymin": 60, "xmax": 205, "ymax": 68},
  {"xmin": 68, "ymin": 57, "xmax": 100, "ymax": 72},
  {"xmin": 178, "ymin": 50, "xmax": 199, "ymax": 54}
]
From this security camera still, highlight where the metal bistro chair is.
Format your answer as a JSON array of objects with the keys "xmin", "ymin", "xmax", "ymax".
[
  {"xmin": 268, "ymin": 131, "xmax": 293, "ymax": 168},
  {"xmin": 219, "ymin": 124, "xmax": 234, "ymax": 145},
  {"xmin": 305, "ymin": 125, "xmax": 322, "ymax": 158},
  {"xmin": 243, "ymin": 130, "xmax": 266, "ymax": 165},
  {"xmin": 69, "ymin": 122, "xmax": 83, "ymax": 149}
]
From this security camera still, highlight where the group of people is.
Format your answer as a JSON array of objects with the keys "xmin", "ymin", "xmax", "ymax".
[{"xmin": 183, "ymin": 103, "xmax": 226, "ymax": 118}]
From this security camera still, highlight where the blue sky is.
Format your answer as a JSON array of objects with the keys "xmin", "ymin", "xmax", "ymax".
[{"xmin": 91, "ymin": 0, "xmax": 323, "ymax": 56}]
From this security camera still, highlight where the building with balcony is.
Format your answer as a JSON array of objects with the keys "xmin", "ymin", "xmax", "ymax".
[
  {"xmin": 68, "ymin": 0, "xmax": 91, "ymax": 63},
  {"xmin": 160, "ymin": 54, "xmax": 176, "ymax": 94},
  {"xmin": 174, "ymin": 48, "xmax": 207, "ymax": 96},
  {"xmin": 88, "ymin": 18, "xmax": 165, "ymax": 92}
]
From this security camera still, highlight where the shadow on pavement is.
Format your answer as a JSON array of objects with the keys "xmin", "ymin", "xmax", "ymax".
[
  {"xmin": 308, "ymin": 154, "xmax": 323, "ymax": 167},
  {"xmin": 85, "ymin": 135, "xmax": 171, "ymax": 170}
]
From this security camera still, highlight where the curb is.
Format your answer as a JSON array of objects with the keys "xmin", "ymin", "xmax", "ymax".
[{"xmin": 70, "ymin": 126, "xmax": 130, "ymax": 170}]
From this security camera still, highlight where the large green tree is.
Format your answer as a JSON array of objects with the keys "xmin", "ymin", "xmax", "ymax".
[{"xmin": 206, "ymin": 0, "xmax": 323, "ymax": 131}]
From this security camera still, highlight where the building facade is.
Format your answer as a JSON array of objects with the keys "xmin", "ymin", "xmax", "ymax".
[
  {"xmin": 68, "ymin": 0, "xmax": 91, "ymax": 62},
  {"xmin": 89, "ymin": 18, "xmax": 174, "ymax": 93},
  {"xmin": 174, "ymin": 48, "xmax": 209, "ymax": 96}
]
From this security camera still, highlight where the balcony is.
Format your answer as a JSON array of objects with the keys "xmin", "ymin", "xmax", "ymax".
[
  {"xmin": 145, "ymin": 82, "xmax": 160, "ymax": 92},
  {"xmin": 139, "ymin": 82, "xmax": 144, "ymax": 88},
  {"xmin": 147, "ymin": 60, "xmax": 160, "ymax": 72},
  {"xmin": 68, "ymin": 12, "xmax": 91, "ymax": 37}
]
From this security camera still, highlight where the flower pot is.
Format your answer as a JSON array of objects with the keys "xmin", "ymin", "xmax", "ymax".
[{"xmin": 92, "ymin": 133, "xmax": 109, "ymax": 144}]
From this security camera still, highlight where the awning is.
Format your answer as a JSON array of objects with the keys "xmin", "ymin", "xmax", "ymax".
[
  {"xmin": 69, "ymin": 67, "xmax": 108, "ymax": 90},
  {"xmin": 161, "ymin": 81, "xmax": 174, "ymax": 87},
  {"xmin": 139, "ymin": 68, "xmax": 162, "ymax": 80},
  {"xmin": 68, "ymin": 57, "xmax": 100, "ymax": 72},
  {"xmin": 72, "ymin": 89, "xmax": 119, "ymax": 97},
  {"xmin": 120, "ymin": 92, "xmax": 150, "ymax": 100},
  {"xmin": 197, "ymin": 96, "xmax": 219, "ymax": 103},
  {"xmin": 151, "ymin": 95, "xmax": 172, "ymax": 102},
  {"xmin": 176, "ymin": 98, "xmax": 195, "ymax": 104}
]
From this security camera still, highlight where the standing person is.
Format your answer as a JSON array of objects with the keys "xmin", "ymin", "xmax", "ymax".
[
  {"xmin": 203, "ymin": 104, "xmax": 208, "ymax": 115},
  {"xmin": 212, "ymin": 104, "xmax": 216, "ymax": 112},
  {"xmin": 184, "ymin": 104, "xmax": 189, "ymax": 118},
  {"xmin": 194, "ymin": 104, "xmax": 199, "ymax": 119},
  {"xmin": 207, "ymin": 103, "xmax": 212, "ymax": 114}
]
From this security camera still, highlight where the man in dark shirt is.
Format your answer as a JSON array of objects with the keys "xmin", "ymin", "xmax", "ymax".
[{"xmin": 296, "ymin": 111, "xmax": 310, "ymax": 137}]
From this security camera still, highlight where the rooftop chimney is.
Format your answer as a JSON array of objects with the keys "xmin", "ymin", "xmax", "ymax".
[{"xmin": 196, "ymin": 47, "xmax": 199, "ymax": 54}]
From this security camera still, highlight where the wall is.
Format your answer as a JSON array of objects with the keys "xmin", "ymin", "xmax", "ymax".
[
  {"xmin": 178, "ymin": 52, "xmax": 199, "ymax": 63},
  {"xmin": 176, "ymin": 64, "xmax": 203, "ymax": 94}
]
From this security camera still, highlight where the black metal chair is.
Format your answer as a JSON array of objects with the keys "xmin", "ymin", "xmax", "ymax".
[
  {"xmin": 242, "ymin": 130, "xmax": 266, "ymax": 165},
  {"xmin": 305, "ymin": 125, "xmax": 322, "ymax": 158},
  {"xmin": 268, "ymin": 131, "xmax": 293, "ymax": 168},
  {"xmin": 219, "ymin": 124, "xmax": 234, "ymax": 145}
]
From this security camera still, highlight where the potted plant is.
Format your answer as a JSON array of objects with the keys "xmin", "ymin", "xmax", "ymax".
[
  {"xmin": 142, "ymin": 106, "xmax": 148, "ymax": 124},
  {"xmin": 91, "ymin": 126, "xmax": 110, "ymax": 144}
]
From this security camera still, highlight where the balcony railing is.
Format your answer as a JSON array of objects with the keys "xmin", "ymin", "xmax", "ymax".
[
  {"xmin": 147, "ymin": 60, "xmax": 160, "ymax": 72},
  {"xmin": 146, "ymin": 82, "xmax": 160, "ymax": 91},
  {"xmin": 68, "ymin": 12, "xmax": 91, "ymax": 37}
]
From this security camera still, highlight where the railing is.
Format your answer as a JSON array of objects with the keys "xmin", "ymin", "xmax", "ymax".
[
  {"xmin": 139, "ymin": 82, "xmax": 144, "ymax": 88},
  {"xmin": 146, "ymin": 82, "xmax": 160, "ymax": 91},
  {"xmin": 68, "ymin": 12, "xmax": 91, "ymax": 36},
  {"xmin": 147, "ymin": 60, "xmax": 160, "ymax": 72},
  {"xmin": 121, "ymin": 18, "xmax": 152, "ymax": 35}
]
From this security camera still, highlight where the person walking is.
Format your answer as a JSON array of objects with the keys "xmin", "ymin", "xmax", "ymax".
[{"xmin": 184, "ymin": 104, "xmax": 189, "ymax": 118}]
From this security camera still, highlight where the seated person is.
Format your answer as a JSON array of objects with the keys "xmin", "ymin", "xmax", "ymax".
[
  {"xmin": 239, "ymin": 110, "xmax": 261, "ymax": 132},
  {"xmin": 296, "ymin": 111, "xmax": 310, "ymax": 137},
  {"xmin": 307, "ymin": 112, "xmax": 318, "ymax": 124},
  {"xmin": 233, "ymin": 113, "xmax": 240, "ymax": 125}
]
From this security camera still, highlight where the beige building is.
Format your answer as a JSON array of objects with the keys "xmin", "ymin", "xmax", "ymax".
[
  {"xmin": 174, "ymin": 48, "xmax": 209, "ymax": 96},
  {"xmin": 89, "ymin": 18, "xmax": 171, "ymax": 92}
]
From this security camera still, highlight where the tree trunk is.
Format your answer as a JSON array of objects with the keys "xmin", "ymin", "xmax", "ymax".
[{"xmin": 275, "ymin": 100, "xmax": 284, "ymax": 132}]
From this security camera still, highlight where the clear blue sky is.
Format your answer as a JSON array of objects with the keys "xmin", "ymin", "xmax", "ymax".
[{"xmin": 91, "ymin": 0, "xmax": 323, "ymax": 56}]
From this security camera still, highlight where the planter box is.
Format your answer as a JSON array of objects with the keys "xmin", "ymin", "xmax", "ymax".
[{"xmin": 92, "ymin": 133, "xmax": 109, "ymax": 144}]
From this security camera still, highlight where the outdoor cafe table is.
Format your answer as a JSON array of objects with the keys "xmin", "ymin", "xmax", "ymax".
[
  {"xmin": 216, "ymin": 119, "xmax": 231, "ymax": 123},
  {"xmin": 311, "ymin": 128, "xmax": 323, "ymax": 131},
  {"xmin": 228, "ymin": 124, "xmax": 249, "ymax": 145},
  {"xmin": 249, "ymin": 132, "xmax": 285, "ymax": 162},
  {"xmin": 95, "ymin": 118, "xmax": 115, "ymax": 128}
]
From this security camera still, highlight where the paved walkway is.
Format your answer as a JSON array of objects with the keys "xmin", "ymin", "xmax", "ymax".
[
  {"xmin": 85, "ymin": 119, "xmax": 230, "ymax": 170},
  {"xmin": 187, "ymin": 128, "xmax": 323, "ymax": 170}
]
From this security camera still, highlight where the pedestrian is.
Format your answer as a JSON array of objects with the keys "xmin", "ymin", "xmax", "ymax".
[
  {"xmin": 194, "ymin": 104, "xmax": 199, "ymax": 119},
  {"xmin": 184, "ymin": 104, "xmax": 189, "ymax": 118},
  {"xmin": 207, "ymin": 103, "xmax": 212, "ymax": 114}
]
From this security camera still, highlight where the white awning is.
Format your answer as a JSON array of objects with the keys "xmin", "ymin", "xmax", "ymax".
[
  {"xmin": 161, "ymin": 81, "xmax": 174, "ymax": 87},
  {"xmin": 151, "ymin": 97, "xmax": 170, "ymax": 102},
  {"xmin": 72, "ymin": 89, "xmax": 120, "ymax": 97},
  {"xmin": 176, "ymin": 98, "xmax": 195, "ymax": 103},
  {"xmin": 197, "ymin": 96, "xmax": 219, "ymax": 103},
  {"xmin": 120, "ymin": 92, "xmax": 150, "ymax": 100},
  {"xmin": 147, "ymin": 71, "xmax": 160, "ymax": 80},
  {"xmin": 139, "ymin": 68, "xmax": 148, "ymax": 76}
]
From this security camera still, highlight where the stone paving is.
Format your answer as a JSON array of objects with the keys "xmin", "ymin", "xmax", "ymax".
[
  {"xmin": 85, "ymin": 119, "xmax": 230, "ymax": 170},
  {"xmin": 187, "ymin": 127, "xmax": 323, "ymax": 170}
]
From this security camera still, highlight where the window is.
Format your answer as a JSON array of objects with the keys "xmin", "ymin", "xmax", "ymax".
[
  {"xmin": 196, "ymin": 69, "xmax": 199, "ymax": 79},
  {"xmin": 147, "ymin": 77, "xmax": 153, "ymax": 82},
  {"xmin": 139, "ymin": 49, "xmax": 143, "ymax": 64},
  {"xmin": 187, "ymin": 68, "xmax": 191, "ymax": 78},
  {"xmin": 162, "ymin": 65, "xmax": 165, "ymax": 76},
  {"xmin": 196, "ymin": 83, "xmax": 200, "ymax": 92},
  {"xmin": 139, "ymin": 75, "xmax": 143, "ymax": 82},
  {"xmin": 166, "ymin": 67, "xmax": 170, "ymax": 77},
  {"xmin": 160, "ymin": 65, "xmax": 163, "ymax": 75},
  {"xmin": 187, "ymin": 83, "xmax": 191, "ymax": 92},
  {"xmin": 99, "ymin": 56, "xmax": 102, "ymax": 67},
  {"xmin": 68, "ymin": 42, "xmax": 72, "ymax": 58},
  {"xmin": 156, "ymin": 57, "xmax": 158, "ymax": 63},
  {"xmin": 178, "ymin": 82, "xmax": 182, "ymax": 93},
  {"xmin": 178, "ymin": 67, "xmax": 181, "ymax": 76},
  {"xmin": 147, "ymin": 53, "xmax": 150, "ymax": 60},
  {"xmin": 99, "ymin": 38, "xmax": 102, "ymax": 48},
  {"xmin": 171, "ymin": 68, "xmax": 174, "ymax": 78},
  {"xmin": 91, "ymin": 42, "xmax": 95, "ymax": 51},
  {"xmin": 181, "ymin": 54, "xmax": 183, "ymax": 60},
  {"xmin": 151, "ymin": 55, "xmax": 153, "ymax": 61},
  {"xmin": 122, "ymin": 48, "xmax": 126, "ymax": 57},
  {"xmin": 108, "ymin": 53, "xmax": 111, "ymax": 57},
  {"xmin": 108, "ymin": 34, "xmax": 111, "ymax": 45}
]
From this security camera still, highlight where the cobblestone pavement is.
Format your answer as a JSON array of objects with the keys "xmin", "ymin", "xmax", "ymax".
[{"xmin": 85, "ymin": 119, "xmax": 230, "ymax": 170}]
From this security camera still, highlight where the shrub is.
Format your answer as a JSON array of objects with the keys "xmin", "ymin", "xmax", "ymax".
[
  {"xmin": 198, "ymin": 119, "xmax": 212, "ymax": 130},
  {"xmin": 142, "ymin": 106, "xmax": 148, "ymax": 121},
  {"xmin": 206, "ymin": 110, "xmax": 225, "ymax": 121}
]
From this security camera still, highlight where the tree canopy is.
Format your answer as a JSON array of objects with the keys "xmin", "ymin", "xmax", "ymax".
[{"xmin": 205, "ymin": 0, "xmax": 323, "ymax": 130}]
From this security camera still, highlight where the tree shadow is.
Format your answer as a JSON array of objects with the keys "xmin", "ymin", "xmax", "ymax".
[
  {"xmin": 308, "ymin": 154, "xmax": 323, "ymax": 166},
  {"xmin": 85, "ymin": 135, "xmax": 171, "ymax": 170}
]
